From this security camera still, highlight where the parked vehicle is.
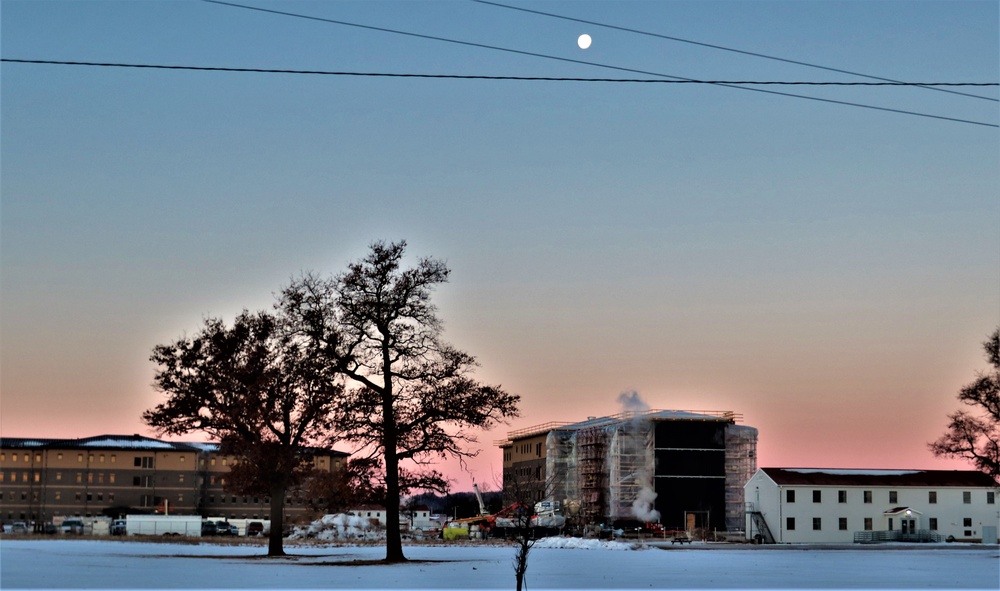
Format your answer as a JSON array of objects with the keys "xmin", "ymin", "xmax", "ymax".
[
  {"xmin": 124, "ymin": 515, "xmax": 201, "ymax": 537},
  {"xmin": 110, "ymin": 520, "xmax": 127, "ymax": 536},
  {"xmin": 201, "ymin": 521, "xmax": 218, "ymax": 536},
  {"xmin": 246, "ymin": 521, "xmax": 264, "ymax": 536},
  {"xmin": 215, "ymin": 521, "xmax": 238, "ymax": 536},
  {"xmin": 11, "ymin": 522, "xmax": 30, "ymax": 534},
  {"xmin": 61, "ymin": 518, "xmax": 85, "ymax": 534}
]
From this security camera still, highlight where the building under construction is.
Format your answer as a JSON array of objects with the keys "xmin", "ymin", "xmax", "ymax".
[{"xmin": 499, "ymin": 410, "xmax": 757, "ymax": 533}]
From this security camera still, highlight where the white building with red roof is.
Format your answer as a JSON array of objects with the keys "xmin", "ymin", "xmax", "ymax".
[{"xmin": 745, "ymin": 468, "xmax": 998, "ymax": 544}]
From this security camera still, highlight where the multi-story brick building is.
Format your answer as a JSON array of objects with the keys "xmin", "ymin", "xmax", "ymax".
[{"xmin": 0, "ymin": 434, "xmax": 347, "ymax": 527}]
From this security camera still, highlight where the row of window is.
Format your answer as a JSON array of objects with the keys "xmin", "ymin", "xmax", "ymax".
[
  {"xmin": 1, "ymin": 471, "xmax": 203, "ymax": 485},
  {"xmin": 786, "ymin": 489, "xmax": 995, "ymax": 504},
  {"xmin": 5, "ymin": 490, "xmax": 117, "ymax": 503},
  {"xmin": 785, "ymin": 516, "xmax": 963, "ymax": 531},
  {"xmin": 0, "ymin": 452, "xmax": 146, "ymax": 468}
]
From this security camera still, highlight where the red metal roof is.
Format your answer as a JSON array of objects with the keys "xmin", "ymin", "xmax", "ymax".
[{"xmin": 760, "ymin": 468, "xmax": 997, "ymax": 488}]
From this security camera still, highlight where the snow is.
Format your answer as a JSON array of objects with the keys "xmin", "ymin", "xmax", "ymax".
[
  {"xmin": 288, "ymin": 513, "xmax": 378, "ymax": 541},
  {"xmin": 785, "ymin": 469, "xmax": 921, "ymax": 476},
  {"xmin": 1, "ymin": 538, "xmax": 997, "ymax": 590},
  {"xmin": 79, "ymin": 438, "xmax": 176, "ymax": 449}
]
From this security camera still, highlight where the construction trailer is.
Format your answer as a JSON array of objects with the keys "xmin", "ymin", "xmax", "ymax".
[{"xmin": 500, "ymin": 409, "xmax": 758, "ymax": 534}]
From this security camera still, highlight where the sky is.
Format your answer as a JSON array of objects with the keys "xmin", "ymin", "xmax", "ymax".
[
  {"xmin": 1, "ymin": 1, "xmax": 998, "ymax": 492},
  {"xmin": 2, "ymin": 538, "xmax": 999, "ymax": 589}
]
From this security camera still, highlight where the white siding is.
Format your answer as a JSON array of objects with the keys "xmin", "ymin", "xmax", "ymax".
[{"xmin": 745, "ymin": 470, "xmax": 999, "ymax": 544}]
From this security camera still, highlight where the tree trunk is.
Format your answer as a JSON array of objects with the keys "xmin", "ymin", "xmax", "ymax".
[
  {"xmin": 381, "ymin": 337, "xmax": 405, "ymax": 563},
  {"xmin": 383, "ymin": 420, "xmax": 405, "ymax": 562},
  {"xmin": 267, "ymin": 480, "xmax": 288, "ymax": 557}
]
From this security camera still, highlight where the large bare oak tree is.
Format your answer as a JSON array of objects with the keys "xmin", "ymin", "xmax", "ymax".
[
  {"xmin": 930, "ymin": 327, "xmax": 1000, "ymax": 480},
  {"xmin": 143, "ymin": 307, "xmax": 343, "ymax": 556},
  {"xmin": 281, "ymin": 240, "xmax": 520, "ymax": 562}
]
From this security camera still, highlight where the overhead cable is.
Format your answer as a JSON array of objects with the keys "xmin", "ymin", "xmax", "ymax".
[
  {"xmin": 2, "ymin": 60, "xmax": 994, "ymax": 87},
  {"xmin": 197, "ymin": 0, "xmax": 997, "ymax": 128},
  {"xmin": 472, "ymin": 0, "xmax": 998, "ymax": 103}
]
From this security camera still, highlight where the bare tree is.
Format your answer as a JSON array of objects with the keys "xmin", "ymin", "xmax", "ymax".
[
  {"xmin": 930, "ymin": 327, "xmax": 1000, "ymax": 480},
  {"xmin": 280, "ymin": 240, "xmax": 520, "ymax": 562},
  {"xmin": 143, "ymin": 307, "xmax": 342, "ymax": 556}
]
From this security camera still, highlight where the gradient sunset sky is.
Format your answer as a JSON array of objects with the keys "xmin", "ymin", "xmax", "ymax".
[{"xmin": 2, "ymin": 1, "xmax": 997, "ymax": 491}]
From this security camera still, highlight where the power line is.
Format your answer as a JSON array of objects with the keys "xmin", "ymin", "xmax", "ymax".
[
  {"xmin": 198, "ymin": 0, "xmax": 997, "ymax": 128},
  {"xmin": 3, "ymin": 60, "xmax": 994, "ymax": 87},
  {"xmin": 472, "ymin": 0, "xmax": 998, "ymax": 103}
]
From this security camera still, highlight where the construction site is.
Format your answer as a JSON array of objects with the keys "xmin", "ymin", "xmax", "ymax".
[{"xmin": 499, "ymin": 409, "xmax": 758, "ymax": 535}]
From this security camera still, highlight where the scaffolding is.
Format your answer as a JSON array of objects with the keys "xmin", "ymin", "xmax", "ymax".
[
  {"xmin": 724, "ymin": 425, "xmax": 758, "ymax": 532},
  {"xmin": 513, "ymin": 409, "xmax": 757, "ymax": 530},
  {"xmin": 606, "ymin": 419, "xmax": 655, "ymax": 522}
]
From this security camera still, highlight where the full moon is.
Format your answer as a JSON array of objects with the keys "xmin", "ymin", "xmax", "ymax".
[{"xmin": 577, "ymin": 34, "xmax": 592, "ymax": 49}]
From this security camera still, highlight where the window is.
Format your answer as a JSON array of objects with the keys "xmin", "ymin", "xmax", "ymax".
[
  {"xmin": 222, "ymin": 457, "xmax": 228, "ymax": 467},
  {"xmin": 88, "ymin": 454, "xmax": 94, "ymax": 462},
  {"xmin": 863, "ymin": 490, "xmax": 872, "ymax": 503},
  {"xmin": 23, "ymin": 454, "xmax": 28, "ymax": 462},
  {"xmin": 929, "ymin": 518, "xmax": 938, "ymax": 530},
  {"xmin": 33, "ymin": 473, "xmax": 40, "ymax": 483},
  {"xmin": 77, "ymin": 454, "xmax": 83, "ymax": 463},
  {"xmin": 97, "ymin": 493, "xmax": 103, "ymax": 501},
  {"xmin": 988, "ymin": 492, "xmax": 996, "ymax": 504},
  {"xmin": 812, "ymin": 490, "xmax": 821, "ymax": 503},
  {"xmin": 0, "ymin": 453, "xmax": 5, "ymax": 461},
  {"xmin": 963, "ymin": 518, "xmax": 972, "ymax": 527},
  {"xmin": 535, "ymin": 442, "xmax": 542, "ymax": 457},
  {"xmin": 0, "ymin": 472, "xmax": 3, "ymax": 483},
  {"xmin": 786, "ymin": 518, "xmax": 795, "ymax": 530},
  {"xmin": 812, "ymin": 518, "xmax": 822, "ymax": 530},
  {"xmin": 99, "ymin": 454, "xmax": 105, "ymax": 463},
  {"xmin": 965, "ymin": 530, "xmax": 973, "ymax": 537},
  {"xmin": 56, "ymin": 472, "xmax": 62, "ymax": 481},
  {"xmin": 786, "ymin": 490, "xmax": 795, "ymax": 503},
  {"xmin": 109, "ymin": 474, "xmax": 115, "ymax": 484},
  {"xmin": 76, "ymin": 473, "xmax": 82, "ymax": 483},
  {"xmin": 22, "ymin": 472, "xmax": 28, "ymax": 482},
  {"xmin": 111, "ymin": 454, "xmax": 116, "ymax": 463},
  {"xmin": 98, "ymin": 473, "xmax": 103, "ymax": 483},
  {"xmin": 864, "ymin": 518, "xmax": 872, "ymax": 531},
  {"xmin": 75, "ymin": 492, "xmax": 82, "ymax": 501},
  {"xmin": 132, "ymin": 476, "xmax": 153, "ymax": 488},
  {"xmin": 10, "ymin": 454, "xmax": 16, "ymax": 463},
  {"xmin": 108, "ymin": 493, "xmax": 115, "ymax": 502},
  {"xmin": 35, "ymin": 453, "xmax": 41, "ymax": 462},
  {"xmin": 928, "ymin": 491, "xmax": 937, "ymax": 504},
  {"xmin": 55, "ymin": 491, "xmax": 61, "ymax": 501},
  {"xmin": 839, "ymin": 518, "xmax": 847, "ymax": 531},
  {"xmin": 57, "ymin": 453, "xmax": 63, "ymax": 460},
  {"xmin": 962, "ymin": 491, "xmax": 971, "ymax": 504},
  {"xmin": 838, "ymin": 490, "xmax": 847, "ymax": 503},
  {"xmin": 134, "ymin": 456, "xmax": 154, "ymax": 469},
  {"xmin": 889, "ymin": 491, "xmax": 897, "ymax": 504},
  {"xmin": 87, "ymin": 473, "xmax": 93, "ymax": 483},
  {"xmin": 86, "ymin": 493, "xmax": 92, "ymax": 502},
  {"xmin": 178, "ymin": 474, "xmax": 185, "ymax": 483}
]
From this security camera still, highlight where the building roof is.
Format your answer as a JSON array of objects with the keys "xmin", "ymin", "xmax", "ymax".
[
  {"xmin": 0, "ymin": 434, "xmax": 201, "ymax": 452},
  {"xmin": 0, "ymin": 435, "xmax": 348, "ymax": 456},
  {"xmin": 758, "ymin": 468, "xmax": 998, "ymax": 488},
  {"xmin": 500, "ymin": 408, "xmax": 742, "ymax": 443}
]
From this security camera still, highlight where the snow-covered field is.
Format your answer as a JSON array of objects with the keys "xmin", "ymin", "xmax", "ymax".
[{"xmin": 1, "ymin": 538, "xmax": 997, "ymax": 589}]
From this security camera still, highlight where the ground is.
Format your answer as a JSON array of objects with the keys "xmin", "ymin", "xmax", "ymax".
[{"xmin": 1, "ymin": 537, "xmax": 997, "ymax": 589}]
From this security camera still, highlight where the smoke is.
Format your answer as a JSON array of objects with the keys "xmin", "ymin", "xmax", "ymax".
[
  {"xmin": 617, "ymin": 390, "xmax": 650, "ymax": 414},
  {"xmin": 632, "ymin": 483, "xmax": 661, "ymax": 522},
  {"xmin": 616, "ymin": 389, "xmax": 660, "ymax": 522}
]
